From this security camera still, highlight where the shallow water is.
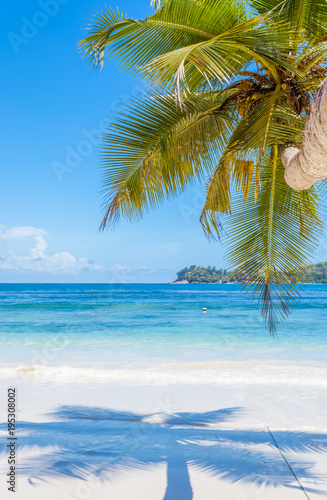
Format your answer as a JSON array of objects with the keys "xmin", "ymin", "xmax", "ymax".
[{"xmin": 0, "ymin": 284, "xmax": 326, "ymax": 374}]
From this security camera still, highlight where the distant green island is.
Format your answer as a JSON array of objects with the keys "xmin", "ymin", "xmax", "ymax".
[{"xmin": 171, "ymin": 263, "xmax": 327, "ymax": 284}]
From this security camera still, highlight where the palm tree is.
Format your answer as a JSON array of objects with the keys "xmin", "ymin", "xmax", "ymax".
[{"xmin": 79, "ymin": 0, "xmax": 327, "ymax": 333}]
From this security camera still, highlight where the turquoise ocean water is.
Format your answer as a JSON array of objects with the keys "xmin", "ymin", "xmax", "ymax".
[{"xmin": 1, "ymin": 283, "xmax": 327, "ymax": 370}]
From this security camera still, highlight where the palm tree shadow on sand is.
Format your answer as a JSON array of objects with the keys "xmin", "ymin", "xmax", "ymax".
[{"xmin": 3, "ymin": 406, "xmax": 327, "ymax": 499}]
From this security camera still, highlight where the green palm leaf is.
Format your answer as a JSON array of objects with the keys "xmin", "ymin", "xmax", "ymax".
[
  {"xmin": 79, "ymin": 0, "xmax": 296, "ymax": 92},
  {"xmin": 100, "ymin": 88, "xmax": 237, "ymax": 228},
  {"xmin": 142, "ymin": 18, "xmax": 297, "ymax": 92},
  {"xmin": 79, "ymin": 0, "xmax": 247, "ymax": 72},
  {"xmin": 226, "ymin": 147, "xmax": 322, "ymax": 333},
  {"xmin": 200, "ymin": 93, "xmax": 305, "ymax": 240},
  {"xmin": 249, "ymin": 0, "xmax": 327, "ymax": 40},
  {"xmin": 199, "ymin": 160, "xmax": 233, "ymax": 239},
  {"xmin": 296, "ymin": 41, "xmax": 327, "ymax": 73},
  {"xmin": 225, "ymin": 93, "xmax": 305, "ymax": 155}
]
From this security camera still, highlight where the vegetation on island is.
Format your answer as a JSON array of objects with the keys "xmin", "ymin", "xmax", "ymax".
[
  {"xmin": 304, "ymin": 262, "xmax": 327, "ymax": 284},
  {"xmin": 174, "ymin": 266, "xmax": 232, "ymax": 284},
  {"xmin": 80, "ymin": 0, "xmax": 327, "ymax": 332},
  {"xmin": 174, "ymin": 262, "xmax": 327, "ymax": 284}
]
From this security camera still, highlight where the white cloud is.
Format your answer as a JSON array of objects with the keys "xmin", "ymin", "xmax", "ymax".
[
  {"xmin": 0, "ymin": 225, "xmax": 104, "ymax": 274},
  {"xmin": 109, "ymin": 264, "xmax": 131, "ymax": 273},
  {"xmin": 0, "ymin": 225, "xmax": 47, "ymax": 240}
]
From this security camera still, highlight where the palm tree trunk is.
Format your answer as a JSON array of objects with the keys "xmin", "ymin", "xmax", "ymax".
[{"xmin": 281, "ymin": 76, "xmax": 327, "ymax": 190}]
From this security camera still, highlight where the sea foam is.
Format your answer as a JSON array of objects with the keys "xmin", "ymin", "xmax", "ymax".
[{"xmin": 0, "ymin": 362, "xmax": 326, "ymax": 386}]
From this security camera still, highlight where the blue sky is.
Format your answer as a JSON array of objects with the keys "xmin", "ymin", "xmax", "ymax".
[{"xmin": 1, "ymin": 0, "xmax": 327, "ymax": 283}]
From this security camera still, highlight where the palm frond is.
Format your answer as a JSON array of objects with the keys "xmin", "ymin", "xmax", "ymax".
[
  {"xmin": 150, "ymin": 0, "xmax": 161, "ymax": 12},
  {"xmin": 198, "ymin": 90, "xmax": 306, "ymax": 241},
  {"xmin": 296, "ymin": 41, "xmax": 327, "ymax": 72},
  {"xmin": 79, "ymin": 0, "xmax": 247, "ymax": 73},
  {"xmin": 199, "ymin": 159, "xmax": 232, "ymax": 239},
  {"xmin": 249, "ymin": 0, "xmax": 327, "ymax": 39},
  {"xmin": 226, "ymin": 147, "xmax": 322, "ymax": 334},
  {"xmin": 142, "ymin": 16, "xmax": 297, "ymax": 92},
  {"xmin": 225, "ymin": 93, "xmax": 305, "ymax": 156},
  {"xmin": 78, "ymin": 8, "xmax": 137, "ymax": 68},
  {"xmin": 100, "ymin": 89, "xmax": 237, "ymax": 229},
  {"xmin": 79, "ymin": 1, "xmax": 296, "ymax": 93}
]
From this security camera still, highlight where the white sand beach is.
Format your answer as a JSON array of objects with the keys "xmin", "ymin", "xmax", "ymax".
[{"xmin": 1, "ymin": 359, "xmax": 327, "ymax": 500}]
